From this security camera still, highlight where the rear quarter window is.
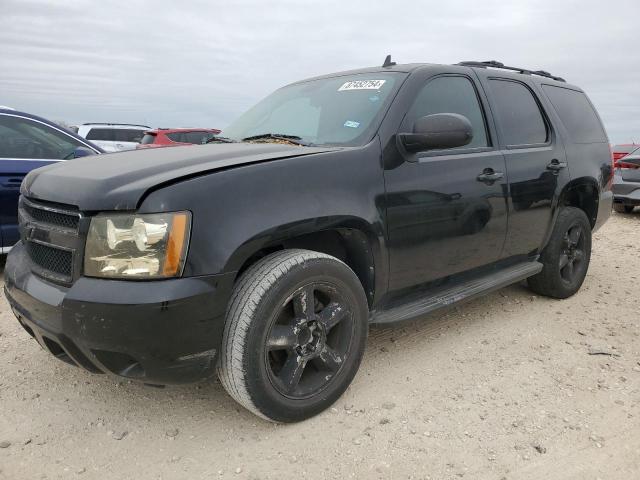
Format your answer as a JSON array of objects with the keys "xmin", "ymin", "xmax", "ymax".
[{"xmin": 542, "ymin": 85, "xmax": 607, "ymax": 144}]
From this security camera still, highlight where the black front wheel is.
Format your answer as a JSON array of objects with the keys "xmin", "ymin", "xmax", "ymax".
[
  {"xmin": 217, "ymin": 250, "xmax": 368, "ymax": 422},
  {"xmin": 528, "ymin": 207, "xmax": 592, "ymax": 299}
]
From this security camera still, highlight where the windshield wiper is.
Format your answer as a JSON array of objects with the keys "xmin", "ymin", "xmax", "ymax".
[
  {"xmin": 205, "ymin": 136, "xmax": 236, "ymax": 144},
  {"xmin": 241, "ymin": 133, "xmax": 309, "ymax": 146}
]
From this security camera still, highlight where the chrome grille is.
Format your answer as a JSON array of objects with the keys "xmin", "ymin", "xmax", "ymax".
[{"xmin": 19, "ymin": 197, "xmax": 82, "ymax": 284}]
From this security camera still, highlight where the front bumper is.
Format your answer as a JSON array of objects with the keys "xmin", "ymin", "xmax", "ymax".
[{"xmin": 4, "ymin": 241, "xmax": 235, "ymax": 384}]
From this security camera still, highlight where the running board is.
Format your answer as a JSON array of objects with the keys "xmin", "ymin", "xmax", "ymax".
[{"xmin": 370, "ymin": 261, "xmax": 543, "ymax": 325}]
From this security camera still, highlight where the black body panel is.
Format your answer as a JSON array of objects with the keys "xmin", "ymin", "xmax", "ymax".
[
  {"xmin": 22, "ymin": 143, "xmax": 340, "ymax": 211},
  {"xmin": 4, "ymin": 61, "xmax": 612, "ymax": 385}
]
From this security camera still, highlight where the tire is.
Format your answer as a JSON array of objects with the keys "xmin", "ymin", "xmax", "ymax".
[
  {"xmin": 217, "ymin": 249, "xmax": 369, "ymax": 422},
  {"xmin": 613, "ymin": 203, "xmax": 634, "ymax": 214},
  {"xmin": 527, "ymin": 207, "xmax": 592, "ymax": 299}
]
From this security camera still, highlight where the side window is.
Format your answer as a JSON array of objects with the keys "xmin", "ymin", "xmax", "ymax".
[
  {"xmin": 488, "ymin": 80, "xmax": 548, "ymax": 146},
  {"xmin": 184, "ymin": 131, "xmax": 208, "ymax": 144},
  {"xmin": 86, "ymin": 128, "xmax": 114, "ymax": 141},
  {"xmin": 406, "ymin": 76, "xmax": 489, "ymax": 149},
  {"xmin": 0, "ymin": 115, "xmax": 83, "ymax": 159},
  {"xmin": 167, "ymin": 132, "xmax": 185, "ymax": 143},
  {"xmin": 542, "ymin": 85, "xmax": 607, "ymax": 144},
  {"xmin": 114, "ymin": 129, "xmax": 144, "ymax": 143}
]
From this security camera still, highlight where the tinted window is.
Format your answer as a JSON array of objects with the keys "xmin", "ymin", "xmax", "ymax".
[
  {"xmin": 542, "ymin": 85, "xmax": 607, "ymax": 143},
  {"xmin": 86, "ymin": 128, "xmax": 114, "ymax": 141},
  {"xmin": 140, "ymin": 133, "xmax": 156, "ymax": 145},
  {"xmin": 184, "ymin": 131, "xmax": 211, "ymax": 144},
  {"xmin": 167, "ymin": 132, "xmax": 185, "ymax": 143},
  {"xmin": 114, "ymin": 129, "xmax": 144, "ymax": 143},
  {"xmin": 489, "ymin": 80, "xmax": 548, "ymax": 146},
  {"xmin": 406, "ymin": 76, "xmax": 488, "ymax": 149},
  {"xmin": 0, "ymin": 114, "xmax": 84, "ymax": 159}
]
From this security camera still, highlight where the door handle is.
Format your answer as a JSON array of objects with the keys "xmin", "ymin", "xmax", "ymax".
[
  {"xmin": 546, "ymin": 159, "xmax": 567, "ymax": 171},
  {"xmin": 477, "ymin": 168, "xmax": 504, "ymax": 184}
]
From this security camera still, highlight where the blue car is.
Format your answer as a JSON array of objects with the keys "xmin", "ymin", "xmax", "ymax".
[{"xmin": 0, "ymin": 108, "xmax": 103, "ymax": 252}]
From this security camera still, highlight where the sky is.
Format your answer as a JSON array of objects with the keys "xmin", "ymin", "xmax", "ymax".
[{"xmin": 0, "ymin": 0, "xmax": 638, "ymax": 144}]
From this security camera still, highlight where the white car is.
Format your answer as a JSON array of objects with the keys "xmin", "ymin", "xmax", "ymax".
[{"xmin": 77, "ymin": 123, "xmax": 150, "ymax": 152}]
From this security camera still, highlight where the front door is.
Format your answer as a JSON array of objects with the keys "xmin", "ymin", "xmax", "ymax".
[{"xmin": 384, "ymin": 74, "xmax": 508, "ymax": 292}]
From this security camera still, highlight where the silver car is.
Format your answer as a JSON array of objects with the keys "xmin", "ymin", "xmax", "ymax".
[
  {"xmin": 76, "ymin": 123, "xmax": 150, "ymax": 152},
  {"xmin": 613, "ymin": 147, "xmax": 640, "ymax": 213}
]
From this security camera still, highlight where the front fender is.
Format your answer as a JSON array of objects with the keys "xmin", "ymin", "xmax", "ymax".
[{"xmin": 138, "ymin": 141, "xmax": 387, "ymax": 282}]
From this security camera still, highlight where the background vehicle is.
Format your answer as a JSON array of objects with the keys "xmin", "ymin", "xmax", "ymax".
[
  {"xmin": 612, "ymin": 144, "xmax": 639, "ymax": 166},
  {"xmin": 0, "ymin": 108, "xmax": 102, "ymax": 252},
  {"xmin": 137, "ymin": 128, "xmax": 221, "ymax": 149},
  {"xmin": 77, "ymin": 123, "xmax": 149, "ymax": 152},
  {"xmin": 613, "ymin": 149, "xmax": 640, "ymax": 213},
  {"xmin": 5, "ymin": 59, "xmax": 612, "ymax": 422}
]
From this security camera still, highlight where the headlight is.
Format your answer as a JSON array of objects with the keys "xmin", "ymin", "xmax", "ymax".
[{"xmin": 84, "ymin": 211, "xmax": 191, "ymax": 279}]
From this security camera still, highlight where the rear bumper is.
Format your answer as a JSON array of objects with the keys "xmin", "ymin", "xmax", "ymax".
[
  {"xmin": 4, "ymin": 241, "xmax": 235, "ymax": 384},
  {"xmin": 613, "ymin": 173, "xmax": 640, "ymax": 206}
]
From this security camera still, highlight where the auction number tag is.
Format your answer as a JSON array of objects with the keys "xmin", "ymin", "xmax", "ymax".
[{"xmin": 338, "ymin": 80, "xmax": 386, "ymax": 91}]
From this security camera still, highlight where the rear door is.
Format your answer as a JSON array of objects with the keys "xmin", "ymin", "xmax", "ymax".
[
  {"xmin": 476, "ymin": 73, "xmax": 570, "ymax": 258},
  {"xmin": 384, "ymin": 73, "xmax": 508, "ymax": 292},
  {"xmin": 0, "ymin": 114, "xmax": 86, "ymax": 249}
]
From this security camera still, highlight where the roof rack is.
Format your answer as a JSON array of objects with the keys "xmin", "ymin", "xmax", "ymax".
[
  {"xmin": 457, "ymin": 60, "xmax": 566, "ymax": 82},
  {"xmin": 82, "ymin": 123, "xmax": 151, "ymax": 128}
]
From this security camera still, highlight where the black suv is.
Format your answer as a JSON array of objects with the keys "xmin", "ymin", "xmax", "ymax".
[{"xmin": 4, "ymin": 59, "xmax": 613, "ymax": 422}]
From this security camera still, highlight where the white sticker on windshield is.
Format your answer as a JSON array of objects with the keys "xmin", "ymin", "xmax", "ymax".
[
  {"xmin": 338, "ymin": 80, "xmax": 386, "ymax": 91},
  {"xmin": 344, "ymin": 120, "xmax": 360, "ymax": 128}
]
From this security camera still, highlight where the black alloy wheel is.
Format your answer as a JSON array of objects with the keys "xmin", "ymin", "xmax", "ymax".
[
  {"xmin": 265, "ymin": 282, "xmax": 354, "ymax": 399},
  {"xmin": 559, "ymin": 224, "xmax": 586, "ymax": 284}
]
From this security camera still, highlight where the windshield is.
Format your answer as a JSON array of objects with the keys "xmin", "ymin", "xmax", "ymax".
[{"xmin": 222, "ymin": 72, "xmax": 404, "ymax": 147}]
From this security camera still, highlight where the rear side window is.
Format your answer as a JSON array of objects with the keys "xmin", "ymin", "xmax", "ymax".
[
  {"xmin": 114, "ymin": 129, "xmax": 144, "ymax": 143},
  {"xmin": 167, "ymin": 132, "xmax": 185, "ymax": 143},
  {"xmin": 488, "ymin": 79, "xmax": 548, "ymax": 146},
  {"xmin": 184, "ymin": 131, "xmax": 211, "ymax": 144},
  {"xmin": 405, "ymin": 76, "xmax": 489, "ymax": 149},
  {"xmin": 86, "ymin": 128, "xmax": 114, "ymax": 141},
  {"xmin": 542, "ymin": 85, "xmax": 607, "ymax": 143}
]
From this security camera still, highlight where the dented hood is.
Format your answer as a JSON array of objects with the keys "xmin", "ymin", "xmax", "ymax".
[{"xmin": 22, "ymin": 143, "xmax": 339, "ymax": 211}]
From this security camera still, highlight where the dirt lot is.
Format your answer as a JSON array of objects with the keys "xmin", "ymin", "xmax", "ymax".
[{"xmin": 0, "ymin": 212, "xmax": 639, "ymax": 480}]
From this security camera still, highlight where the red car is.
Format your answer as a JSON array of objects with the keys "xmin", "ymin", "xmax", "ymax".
[
  {"xmin": 137, "ymin": 128, "xmax": 221, "ymax": 149},
  {"xmin": 612, "ymin": 144, "xmax": 639, "ymax": 167}
]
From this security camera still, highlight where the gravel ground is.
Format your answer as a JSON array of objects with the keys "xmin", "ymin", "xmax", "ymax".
[{"xmin": 1, "ymin": 212, "xmax": 639, "ymax": 480}]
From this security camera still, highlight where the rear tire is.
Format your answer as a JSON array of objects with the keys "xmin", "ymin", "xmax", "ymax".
[
  {"xmin": 614, "ymin": 203, "xmax": 634, "ymax": 214},
  {"xmin": 527, "ymin": 207, "xmax": 592, "ymax": 299},
  {"xmin": 217, "ymin": 249, "xmax": 368, "ymax": 422}
]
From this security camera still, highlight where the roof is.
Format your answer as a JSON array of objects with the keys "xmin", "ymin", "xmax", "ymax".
[{"xmin": 288, "ymin": 59, "xmax": 574, "ymax": 90}]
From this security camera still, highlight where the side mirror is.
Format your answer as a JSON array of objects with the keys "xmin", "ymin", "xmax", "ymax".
[
  {"xmin": 399, "ymin": 113, "xmax": 473, "ymax": 153},
  {"xmin": 73, "ymin": 146, "xmax": 97, "ymax": 158}
]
